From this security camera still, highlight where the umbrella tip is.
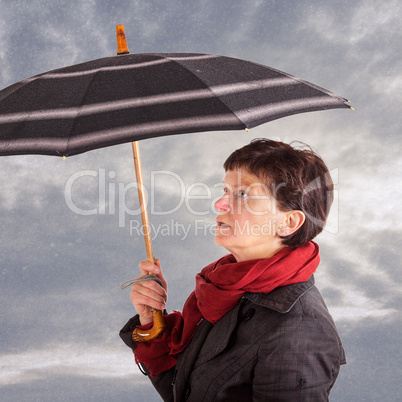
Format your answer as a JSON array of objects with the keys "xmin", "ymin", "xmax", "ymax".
[
  {"xmin": 116, "ymin": 25, "xmax": 130, "ymax": 55},
  {"xmin": 350, "ymin": 107, "xmax": 355, "ymax": 111},
  {"xmin": 245, "ymin": 128, "xmax": 249, "ymax": 132},
  {"xmin": 63, "ymin": 155, "xmax": 66, "ymax": 160}
]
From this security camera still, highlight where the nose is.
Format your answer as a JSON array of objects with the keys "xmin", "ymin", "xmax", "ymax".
[{"xmin": 215, "ymin": 195, "xmax": 231, "ymax": 213}]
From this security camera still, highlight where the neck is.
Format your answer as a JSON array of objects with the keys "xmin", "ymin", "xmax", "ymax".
[{"xmin": 231, "ymin": 243, "xmax": 287, "ymax": 262}]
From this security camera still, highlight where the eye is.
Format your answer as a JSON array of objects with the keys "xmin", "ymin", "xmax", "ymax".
[{"xmin": 239, "ymin": 190, "xmax": 247, "ymax": 198}]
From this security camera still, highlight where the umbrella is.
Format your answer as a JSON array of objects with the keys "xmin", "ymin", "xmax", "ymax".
[{"xmin": 0, "ymin": 25, "xmax": 352, "ymax": 340}]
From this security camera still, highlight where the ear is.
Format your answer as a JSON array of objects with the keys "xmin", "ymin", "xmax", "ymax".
[{"xmin": 277, "ymin": 210, "xmax": 305, "ymax": 236}]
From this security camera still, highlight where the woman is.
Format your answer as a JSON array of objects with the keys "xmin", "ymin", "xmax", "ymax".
[{"xmin": 120, "ymin": 139, "xmax": 346, "ymax": 401}]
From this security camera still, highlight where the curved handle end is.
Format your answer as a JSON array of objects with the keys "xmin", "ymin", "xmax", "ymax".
[{"xmin": 132, "ymin": 309, "xmax": 166, "ymax": 342}]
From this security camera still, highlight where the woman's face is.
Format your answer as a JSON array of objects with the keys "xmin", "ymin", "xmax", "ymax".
[{"xmin": 214, "ymin": 168, "xmax": 286, "ymax": 262}]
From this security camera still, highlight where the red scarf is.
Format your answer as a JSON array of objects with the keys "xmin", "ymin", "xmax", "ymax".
[{"xmin": 134, "ymin": 241, "xmax": 319, "ymax": 377}]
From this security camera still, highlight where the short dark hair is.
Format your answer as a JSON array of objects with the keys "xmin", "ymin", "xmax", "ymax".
[{"xmin": 223, "ymin": 138, "xmax": 334, "ymax": 248}]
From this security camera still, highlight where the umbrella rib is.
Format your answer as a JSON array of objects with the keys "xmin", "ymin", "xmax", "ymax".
[
  {"xmin": 164, "ymin": 55, "xmax": 247, "ymax": 129},
  {"xmin": 64, "ymin": 68, "xmax": 102, "ymax": 156},
  {"xmin": 253, "ymin": 62, "xmax": 349, "ymax": 103}
]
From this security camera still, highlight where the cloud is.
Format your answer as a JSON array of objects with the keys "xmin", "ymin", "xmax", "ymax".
[{"xmin": 0, "ymin": 346, "xmax": 137, "ymax": 386}]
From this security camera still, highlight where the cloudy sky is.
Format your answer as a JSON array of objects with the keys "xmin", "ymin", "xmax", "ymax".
[{"xmin": 0, "ymin": 0, "xmax": 401, "ymax": 401}]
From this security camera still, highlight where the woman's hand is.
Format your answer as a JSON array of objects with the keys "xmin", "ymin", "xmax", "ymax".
[{"xmin": 130, "ymin": 258, "xmax": 168, "ymax": 326}]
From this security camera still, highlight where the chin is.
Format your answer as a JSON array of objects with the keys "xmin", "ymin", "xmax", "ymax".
[
  {"xmin": 214, "ymin": 236, "xmax": 223, "ymax": 246},
  {"xmin": 214, "ymin": 235, "xmax": 229, "ymax": 248},
  {"xmin": 215, "ymin": 237, "xmax": 236, "ymax": 257}
]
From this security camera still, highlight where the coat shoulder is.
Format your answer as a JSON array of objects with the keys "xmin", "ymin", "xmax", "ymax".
[
  {"xmin": 244, "ymin": 279, "xmax": 346, "ymax": 367},
  {"xmin": 245, "ymin": 278, "xmax": 342, "ymax": 337}
]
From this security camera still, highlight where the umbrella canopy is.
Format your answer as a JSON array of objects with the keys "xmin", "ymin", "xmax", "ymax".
[{"xmin": 0, "ymin": 52, "xmax": 351, "ymax": 157}]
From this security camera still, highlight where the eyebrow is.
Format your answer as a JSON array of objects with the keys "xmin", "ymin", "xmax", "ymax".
[{"xmin": 222, "ymin": 181, "xmax": 248, "ymax": 188}]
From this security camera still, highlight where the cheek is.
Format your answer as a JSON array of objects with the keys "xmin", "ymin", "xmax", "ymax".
[
  {"xmin": 244, "ymin": 204, "xmax": 280, "ymax": 233},
  {"xmin": 244, "ymin": 199, "xmax": 274, "ymax": 217}
]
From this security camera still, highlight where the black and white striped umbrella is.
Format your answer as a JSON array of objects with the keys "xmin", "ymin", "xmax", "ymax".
[{"xmin": 0, "ymin": 52, "xmax": 351, "ymax": 157}]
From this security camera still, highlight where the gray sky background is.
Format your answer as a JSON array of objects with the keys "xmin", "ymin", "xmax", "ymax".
[{"xmin": 0, "ymin": 1, "xmax": 401, "ymax": 401}]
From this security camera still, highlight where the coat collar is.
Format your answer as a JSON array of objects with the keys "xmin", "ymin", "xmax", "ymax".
[
  {"xmin": 244, "ymin": 275, "xmax": 315, "ymax": 313},
  {"xmin": 190, "ymin": 276, "xmax": 315, "ymax": 366}
]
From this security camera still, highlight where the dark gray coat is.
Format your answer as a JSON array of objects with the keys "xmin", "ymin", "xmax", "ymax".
[{"xmin": 120, "ymin": 276, "xmax": 346, "ymax": 401}]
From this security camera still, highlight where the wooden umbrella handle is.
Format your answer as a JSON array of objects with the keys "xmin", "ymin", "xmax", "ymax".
[
  {"xmin": 116, "ymin": 25, "xmax": 165, "ymax": 342},
  {"xmin": 131, "ymin": 141, "xmax": 166, "ymax": 342},
  {"xmin": 131, "ymin": 141, "xmax": 154, "ymax": 262}
]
